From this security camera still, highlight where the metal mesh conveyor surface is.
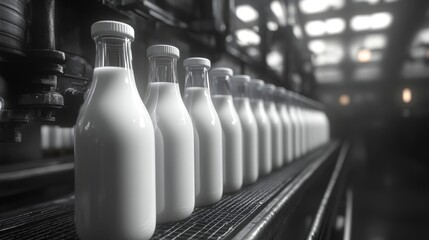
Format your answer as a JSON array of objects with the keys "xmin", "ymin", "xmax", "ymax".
[{"xmin": 0, "ymin": 142, "xmax": 338, "ymax": 240}]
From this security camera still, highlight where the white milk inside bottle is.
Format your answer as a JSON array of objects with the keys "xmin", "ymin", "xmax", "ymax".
[
  {"xmin": 276, "ymin": 87, "xmax": 293, "ymax": 164},
  {"xmin": 248, "ymin": 79, "xmax": 272, "ymax": 176},
  {"xmin": 286, "ymin": 91, "xmax": 302, "ymax": 160},
  {"xmin": 210, "ymin": 67, "xmax": 243, "ymax": 193},
  {"xmin": 295, "ymin": 96, "xmax": 308, "ymax": 156},
  {"xmin": 300, "ymin": 98, "xmax": 316, "ymax": 152},
  {"xmin": 144, "ymin": 45, "xmax": 195, "ymax": 223},
  {"xmin": 183, "ymin": 58, "xmax": 223, "ymax": 206},
  {"xmin": 74, "ymin": 21, "xmax": 156, "ymax": 240},
  {"xmin": 263, "ymin": 83, "xmax": 283, "ymax": 169},
  {"xmin": 295, "ymin": 95, "xmax": 308, "ymax": 156},
  {"xmin": 321, "ymin": 110, "xmax": 330, "ymax": 145},
  {"xmin": 230, "ymin": 75, "xmax": 258, "ymax": 184},
  {"xmin": 307, "ymin": 108, "xmax": 316, "ymax": 151}
]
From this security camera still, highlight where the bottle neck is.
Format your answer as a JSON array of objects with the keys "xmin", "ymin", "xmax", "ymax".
[
  {"xmin": 185, "ymin": 66, "xmax": 209, "ymax": 89},
  {"xmin": 94, "ymin": 36, "xmax": 133, "ymax": 69},
  {"xmin": 249, "ymin": 86, "xmax": 263, "ymax": 101},
  {"xmin": 263, "ymin": 89, "xmax": 273, "ymax": 102},
  {"xmin": 231, "ymin": 82, "xmax": 249, "ymax": 99},
  {"xmin": 149, "ymin": 56, "xmax": 178, "ymax": 83},
  {"xmin": 211, "ymin": 75, "xmax": 231, "ymax": 95}
]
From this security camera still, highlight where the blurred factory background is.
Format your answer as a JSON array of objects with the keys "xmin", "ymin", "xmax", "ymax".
[{"xmin": 1, "ymin": 0, "xmax": 429, "ymax": 239}]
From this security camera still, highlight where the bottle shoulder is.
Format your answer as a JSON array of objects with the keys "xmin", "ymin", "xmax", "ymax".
[{"xmin": 77, "ymin": 99, "xmax": 153, "ymax": 133}]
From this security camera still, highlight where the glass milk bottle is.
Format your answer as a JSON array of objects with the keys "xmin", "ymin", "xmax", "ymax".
[
  {"xmin": 310, "ymin": 109, "xmax": 320, "ymax": 149},
  {"xmin": 210, "ymin": 67, "xmax": 243, "ymax": 193},
  {"xmin": 248, "ymin": 79, "xmax": 272, "ymax": 176},
  {"xmin": 74, "ymin": 21, "xmax": 156, "ymax": 240},
  {"xmin": 301, "ymin": 100, "xmax": 313, "ymax": 152},
  {"xmin": 304, "ymin": 106, "xmax": 314, "ymax": 151},
  {"xmin": 286, "ymin": 91, "xmax": 302, "ymax": 159},
  {"xmin": 230, "ymin": 75, "xmax": 258, "ymax": 184},
  {"xmin": 263, "ymin": 83, "xmax": 283, "ymax": 169},
  {"xmin": 144, "ymin": 45, "xmax": 195, "ymax": 223},
  {"xmin": 295, "ymin": 94, "xmax": 307, "ymax": 156},
  {"xmin": 275, "ymin": 87, "xmax": 294, "ymax": 164},
  {"xmin": 183, "ymin": 58, "xmax": 223, "ymax": 206}
]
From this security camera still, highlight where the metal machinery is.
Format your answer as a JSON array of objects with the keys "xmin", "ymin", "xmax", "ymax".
[{"xmin": 0, "ymin": 1, "xmax": 350, "ymax": 239}]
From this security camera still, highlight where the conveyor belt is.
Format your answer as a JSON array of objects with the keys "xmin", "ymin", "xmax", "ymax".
[
  {"xmin": 0, "ymin": 142, "xmax": 339, "ymax": 240},
  {"xmin": 307, "ymin": 142, "xmax": 349, "ymax": 240}
]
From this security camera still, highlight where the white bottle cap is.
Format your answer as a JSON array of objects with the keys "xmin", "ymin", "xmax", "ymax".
[
  {"xmin": 183, "ymin": 57, "xmax": 211, "ymax": 68},
  {"xmin": 210, "ymin": 67, "xmax": 233, "ymax": 78},
  {"xmin": 249, "ymin": 79, "xmax": 264, "ymax": 87},
  {"xmin": 147, "ymin": 44, "xmax": 180, "ymax": 58},
  {"xmin": 91, "ymin": 20, "xmax": 134, "ymax": 40},
  {"xmin": 231, "ymin": 75, "xmax": 251, "ymax": 83}
]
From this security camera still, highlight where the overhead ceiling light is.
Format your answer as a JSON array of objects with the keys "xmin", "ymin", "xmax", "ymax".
[
  {"xmin": 353, "ymin": 65, "xmax": 381, "ymax": 80},
  {"xmin": 299, "ymin": 0, "xmax": 328, "ymax": 14},
  {"xmin": 402, "ymin": 88, "xmax": 412, "ymax": 103},
  {"xmin": 235, "ymin": 29, "xmax": 261, "ymax": 46},
  {"xmin": 253, "ymin": 26, "xmax": 259, "ymax": 32},
  {"xmin": 325, "ymin": 18, "xmax": 346, "ymax": 34},
  {"xmin": 293, "ymin": 25, "xmax": 303, "ymax": 38},
  {"xmin": 299, "ymin": 0, "xmax": 345, "ymax": 14},
  {"xmin": 310, "ymin": 39, "xmax": 344, "ymax": 65},
  {"xmin": 371, "ymin": 12, "xmax": 393, "ymax": 29},
  {"xmin": 247, "ymin": 47, "xmax": 260, "ymax": 57},
  {"xmin": 308, "ymin": 40, "xmax": 326, "ymax": 54},
  {"xmin": 305, "ymin": 20, "xmax": 325, "ymax": 36},
  {"xmin": 315, "ymin": 68, "xmax": 343, "ymax": 83},
  {"xmin": 415, "ymin": 28, "xmax": 429, "ymax": 44},
  {"xmin": 305, "ymin": 18, "xmax": 346, "ymax": 36},
  {"xmin": 329, "ymin": 0, "xmax": 345, "ymax": 9},
  {"xmin": 267, "ymin": 21, "xmax": 279, "ymax": 31},
  {"xmin": 349, "ymin": 34, "xmax": 386, "ymax": 62},
  {"xmin": 350, "ymin": 15, "xmax": 371, "ymax": 31},
  {"xmin": 339, "ymin": 94, "xmax": 350, "ymax": 106},
  {"xmin": 266, "ymin": 50, "xmax": 283, "ymax": 70},
  {"xmin": 363, "ymin": 34, "xmax": 387, "ymax": 49},
  {"xmin": 354, "ymin": 0, "xmax": 398, "ymax": 4},
  {"xmin": 270, "ymin": 1, "xmax": 287, "ymax": 26},
  {"xmin": 235, "ymin": 5, "xmax": 259, "ymax": 22},
  {"xmin": 350, "ymin": 12, "xmax": 393, "ymax": 31},
  {"xmin": 357, "ymin": 49, "xmax": 372, "ymax": 62},
  {"xmin": 315, "ymin": 51, "xmax": 344, "ymax": 65},
  {"xmin": 410, "ymin": 28, "xmax": 429, "ymax": 59},
  {"xmin": 353, "ymin": 0, "xmax": 380, "ymax": 4}
]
